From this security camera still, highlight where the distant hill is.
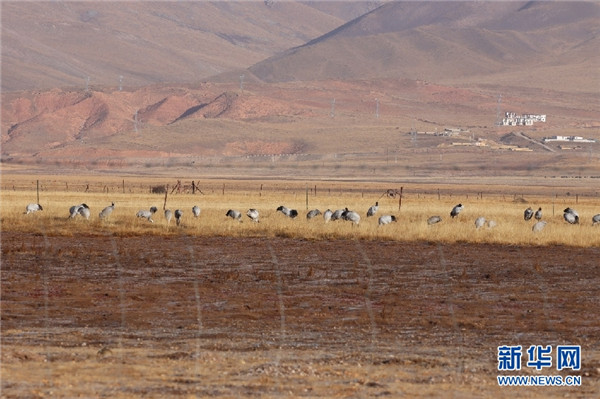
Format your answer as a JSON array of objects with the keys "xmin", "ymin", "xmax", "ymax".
[
  {"xmin": 1, "ymin": 1, "xmax": 378, "ymax": 92},
  {"xmin": 245, "ymin": 1, "xmax": 600, "ymax": 91},
  {"xmin": 2, "ymin": 1, "xmax": 598, "ymax": 176},
  {"xmin": 4, "ymin": 1, "xmax": 597, "ymax": 92}
]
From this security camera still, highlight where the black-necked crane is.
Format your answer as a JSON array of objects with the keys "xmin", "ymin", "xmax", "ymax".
[
  {"xmin": 69, "ymin": 203, "xmax": 90, "ymax": 219},
  {"xmin": 450, "ymin": 204, "xmax": 463, "ymax": 218},
  {"xmin": 563, "ymin": 208, "xmax": 579, "ymax": 224},
  {"xmin": 247, "ymin": 208, "xmax": 260, "ymax": 222},
  {"xmin": 192, "ymin": 206, "xmax": 201, "ymax": 218},
  {"xmin": 378, "ymin": 215, "xmax": 396, "ymax": 226},
  {"xmin": 342, "ymin": 208, "xmax": 360, "ymax": 225},
  {"xmin": 306, "ymin": 209, "xmax": 321, "ymax": 219},
  {"xmin": 330, "ymin": 209, "xmax": 345, "ymax": 221},
  {"xmin": 164, "ymin": 209, "xmax": 173, "ymax": 226},
  {"xmin": 174, "ymin": 209, "xmax": 183, "ymax": 226},
  {"xmin": 99, "ymin": 202, "xmax": 115, "ymax": 220},
  {"xmin": 367, "ymin": 201, "xmax": 379, "ymax": 217},
  {"xmin": 427, "ymin": 215, "xmax": 442, "ymax": 225},
  {"xmin": 226, "ymin": 209, "xmax": 242, "ymax": 221},
  {"xmin": 475, "ymin": 216, "xmax": 486, "ymax": 229},
  {"xmin": 277, "ymin": 205, "xmax": 298, "ymax": 218},
  {"xmin": 532, "ymin": 221, "xmax": 547, "ymax": 232},
  {"xmin": 25, "ymin": 203, "xmax": 43, "ymax": 214},
  {"xmin": 136, "ymin": 206, "xmax": 158, "ymax": 223}
]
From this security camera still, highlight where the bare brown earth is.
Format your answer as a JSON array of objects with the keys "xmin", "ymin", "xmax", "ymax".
[{"xmin": 2, "ymin": 232, "xmax": 599, "ymax": 398}]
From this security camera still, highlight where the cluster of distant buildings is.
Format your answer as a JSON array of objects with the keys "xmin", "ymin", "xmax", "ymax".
[
  {"xmin": 412, "ymin": 128, "xmax": 466, "ymax": 137},
  {"xmin": 500, "ymin": 112, "xmax": 546, "ymax": 126},
  {"xmin": 542, "ymin": 135, "xmax": 596, "ymax": 143},
  {"xmin": 411, "ymin": 117, "xmax": 597, "ymax": 152}
]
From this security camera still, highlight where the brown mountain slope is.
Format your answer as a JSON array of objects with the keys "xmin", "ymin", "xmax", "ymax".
[
  {"xmin": 246, "ymin": 1, "xmax": 600, "ymax": 91},
  {"xmin": 1, "ymin": 1, "xmax": 378, "ymax": 92}
]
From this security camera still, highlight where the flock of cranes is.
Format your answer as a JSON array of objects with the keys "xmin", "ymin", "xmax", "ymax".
[
  {"xmin": 135, "ymin": 206, "xmax": 191, "ymax": 226},
  {"xmin": 23, "ymin": 200, "xmax": 600, "ymax": 230}
]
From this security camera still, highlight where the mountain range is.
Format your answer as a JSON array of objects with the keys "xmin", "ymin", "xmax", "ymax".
[
  {"xmin": 243, "ymin": 0, "xmax": 599, "ymax": 91},
  {"xmin": 1, "ymin": 0, "xmax": 377, "ymax": 91},
  {"xmin": 3, "ymin": 1, "xmax": 598, "ymax": 92},
  {"xmin": 1, "ymin": 1, "xmax": 598, "ymax": 178}
]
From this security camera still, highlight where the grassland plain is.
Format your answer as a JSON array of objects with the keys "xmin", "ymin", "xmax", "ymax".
[{"xmin": 1, "ymin": 174, "xmax": 599, "ymax": 247}]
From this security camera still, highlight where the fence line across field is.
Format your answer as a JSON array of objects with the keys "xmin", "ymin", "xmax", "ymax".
[{"xmin": 5, "ymin": 179, "xmax": 598, "ymax": 207}]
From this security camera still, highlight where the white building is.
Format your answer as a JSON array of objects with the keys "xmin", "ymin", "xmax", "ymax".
[
  {"xmin": 501, "ymin": 112, "xmax": 546, "ymax": 126},
  {"xmin": 543, "ymin": 136, "xmax": 596, "ymax": 143}
]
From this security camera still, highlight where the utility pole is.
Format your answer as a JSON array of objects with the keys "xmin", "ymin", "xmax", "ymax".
[
  {"xmin": 496, "ymin": 94, "xmax": 502, "ymax": 125},
  {"xmin": 119, "ymin": 75, "xmax": 123, "ymax": 91},
  {"xmin": 240, "ymin": 74, "xmax": 245, "ymax": 92},
  {"xmin": 330, "ymin": 98, "xmax": 335, "ymax": 118},
  {"xmin": 375, "ymin": 98, "xmax": 379, "ymax": 119}
]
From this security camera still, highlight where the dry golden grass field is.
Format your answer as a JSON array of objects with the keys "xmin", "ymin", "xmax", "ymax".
[
  {"xmin": 2, "ymin": 174, "xmax": 600, "ymax": 398},
  {"xmin": 1, "ymin": 174, "xmax": 599, "ymax": 247}
]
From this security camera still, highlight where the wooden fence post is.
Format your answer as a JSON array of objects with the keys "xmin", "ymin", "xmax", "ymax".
[
  {"xmin": 399, "ymin": 186, "xmax": 403, "ymax": 211},
  {"xmin": 306, "ymin": 184, "xmax": 309, "ymax": 210}
]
